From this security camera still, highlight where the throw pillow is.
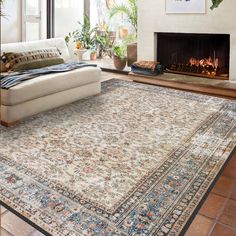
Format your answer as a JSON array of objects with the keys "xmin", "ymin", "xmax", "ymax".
[{"xmin": 1, "ymin": 48, "xmax": 64, "ymax": 72}]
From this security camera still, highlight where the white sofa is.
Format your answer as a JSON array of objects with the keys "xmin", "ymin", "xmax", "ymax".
[{"xmin": 0, "ymin": 38, "xmax": 101, "ymax": 126}]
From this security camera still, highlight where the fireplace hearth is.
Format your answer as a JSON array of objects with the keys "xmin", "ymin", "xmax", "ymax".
[{"xmin": 156, "ymin": 33, "xmax": 230, "ymax": 80}]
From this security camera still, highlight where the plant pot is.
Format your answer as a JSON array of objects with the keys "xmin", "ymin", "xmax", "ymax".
[
  {"xmin": 106, "ymin": 0, "xmax": 115, "ymax": 9},
  {"xmin": 119, "ymin": 27, "xmax": 129, "ymax": 39},
  {"xmin": 127, "ymin": 42, "xmax": 137, "ymax": 66},
  {"xmin": 74, "ymin": 48, "xmax": 87, "ymax": 62},
  {"xmin": 113, "ymin": 56, "xmax": 127, "ymax": 71},
  {"xmin": 90, "ymin": 52, "xmax": 97, "ymax": 60},
  {"xmin": 109, "ymin": 31, "xmax": 116, "ymax": 43}
]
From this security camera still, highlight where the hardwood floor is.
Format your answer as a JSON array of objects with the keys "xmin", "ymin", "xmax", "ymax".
[{"xmin": 1, "ymin": 72, "xmax": 235, "ymax": 236}]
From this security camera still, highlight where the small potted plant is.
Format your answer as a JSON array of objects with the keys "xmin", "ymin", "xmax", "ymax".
[
  {"xmin": 113, "ymin": 44, "xmax": 127, "ymax": 71},
  {"xmin": 65, "ymin": 15, "xmax": 97, "ymax": 60},
  {"xmin": 90, "ymin": 49, "xmax": 97, "ymax": 60}
]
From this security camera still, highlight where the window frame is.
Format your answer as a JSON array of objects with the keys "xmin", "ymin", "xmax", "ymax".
[
  {"xmin": 22, "ymin": 0, "xmax": 91, "ymax": 40},
  {"xmin": 22, "ymin": 0, "xmax": 42, "ymax": 41}
]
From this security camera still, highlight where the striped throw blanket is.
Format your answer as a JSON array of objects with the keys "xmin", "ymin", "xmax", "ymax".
[{"xmin": 0, "ymin": 61, "xmax": 97, "ymax": 89}]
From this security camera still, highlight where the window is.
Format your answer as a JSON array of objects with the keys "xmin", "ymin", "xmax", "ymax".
[
  {"xmin": 90, "ymin": 0, "xmax": 123, "ymax": 30},
  {"xmin": 22, "ymin": 0, "xmax": 135, "ymax": 41},
  {"xmin": 22, "ymin": 0, "xmax": 47, "ymax": 41},
  {"xmin": 90, "ymin": 0, "xmax": 134, "ymax": 37},
  {"xmin": 54, "ymin": 0, "xmax": 84, "ymax": 38}
]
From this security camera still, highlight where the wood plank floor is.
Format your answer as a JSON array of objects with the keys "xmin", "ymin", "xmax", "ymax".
[{"xmin": 1, "ymin": 72, "xmax": 236, "ymax": 236}]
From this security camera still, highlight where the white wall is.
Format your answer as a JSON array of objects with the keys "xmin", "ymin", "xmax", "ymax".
[
  {"xmin": 1, "ymin": 0, "xmax": 22, "ymax": 43},
  {"xmin": 138, "ymin": 0, "xmax": 236, "ymax": 81}
]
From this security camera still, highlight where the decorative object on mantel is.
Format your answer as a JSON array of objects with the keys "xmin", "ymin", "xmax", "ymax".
[
  {"xmin": 210, "ymin": 0, "xmax": 223, "ymax": 10},
  {"xmin": 166, "ymin": 0, "xmax": 206, "ymax": 14}
]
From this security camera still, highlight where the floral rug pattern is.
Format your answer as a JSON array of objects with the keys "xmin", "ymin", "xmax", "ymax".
[{"xmin": 0, "ymin": 79, "xmax": 236, "ymax": 236}]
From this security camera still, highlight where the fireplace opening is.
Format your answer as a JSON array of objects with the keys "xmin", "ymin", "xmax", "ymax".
[{"xmin": 156, "ymin": 33, "xmax": 230, "ymax": 80}]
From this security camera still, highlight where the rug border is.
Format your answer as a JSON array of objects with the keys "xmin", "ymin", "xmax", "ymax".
[
  {"xmin": 1, "ymin": 146, "xmax": 235, "ymax": 236},
  {"xmin": 179, "ymin": 145, "xmax": 236, "ymax": 236},
  {"xmin": 0, "ymin": 200, "xmax": 52, "ymax": 236}
]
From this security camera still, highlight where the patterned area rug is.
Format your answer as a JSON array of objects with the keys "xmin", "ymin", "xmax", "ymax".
[{"xmin": 0, "ymin": 79, "xmax": 235, "ymax": 236}]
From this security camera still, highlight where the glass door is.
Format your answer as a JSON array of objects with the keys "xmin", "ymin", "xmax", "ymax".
[{"xmin": 22, "ymin": 0, "xmax": 46, "ymax": 41}]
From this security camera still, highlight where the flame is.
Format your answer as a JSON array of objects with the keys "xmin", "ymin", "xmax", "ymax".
[{"xmin": 190, "ymin": 56, "xmax": 219, "ymax": 68}]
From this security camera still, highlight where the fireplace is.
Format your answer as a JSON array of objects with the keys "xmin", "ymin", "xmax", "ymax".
[{"xmin": 156, "ymin": 33, "xmax": 230, "ymax": 80}]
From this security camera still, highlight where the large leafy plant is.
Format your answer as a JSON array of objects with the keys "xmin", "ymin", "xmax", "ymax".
[
  {"xmin": 109, "ymin": 0, "xmax": 137, "ymax": 33},
  {"xmin": 96, "ymin": 28, "xmax": 115, "ymax": 58},
  {"xmin": 113, "ymin": 44, "xmax": 127, "ymax": 59},
  {"xmin": 65, "ymin": 15, "xmax": 97, "ymax": 50}
]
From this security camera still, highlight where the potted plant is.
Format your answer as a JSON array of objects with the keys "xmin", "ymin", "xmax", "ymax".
[
  {"xmin": 65, "ymin": 15, "xmax": 97, "ymax": 60},
  {"xmin": 90, "ymin": 48, "xmax": 97, "ymax": 60},
  {"xmin": 109, "ymin": 0, "xmax": 138, "ymax": 66},
  {"xmin": 113, "ymin": 44, "xmax": 127, "ymax": 71},
  {"xmin": 96, "ymin": 26, "xmax": 116, "ymax": 59}
]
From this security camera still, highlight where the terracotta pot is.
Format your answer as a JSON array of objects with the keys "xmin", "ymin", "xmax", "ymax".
[
  {"xmin": 109, "ymin": 31, "xmax": 116, "ymax": 43},
  {"xmin": 90, "ymin": 52, "xmax": 97, "ymax": 60},
  {"xmin": 106, "ymin": 0, "xmax": 115, "ymax": 9},
  {"xmin": 113, "ymin": 56, "xmax": 127, "ymax": 71},
  {"xmin": 127, "ymin": 42, "xmax": 137, "ymax": 66},
  {"xmin": 119, "ymin": 27, "xmax": 129, "ymax": 39}
]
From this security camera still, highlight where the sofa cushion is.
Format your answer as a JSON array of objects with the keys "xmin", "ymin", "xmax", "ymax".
[
  {"xmin": 1, "ymin": 66, "xmax": 101, "ymax": 106},
  {"xmin": 1, "ymin": 38, "xmax": 70, "ymax": 67},
  {"xmin": 1, "ymin": 48, "xmax": 64, "ymax": 72}
]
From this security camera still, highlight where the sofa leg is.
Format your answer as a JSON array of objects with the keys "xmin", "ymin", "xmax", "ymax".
[{"xmin": 0, "ymin": 120, "xmax": 19, "ymax": 127}]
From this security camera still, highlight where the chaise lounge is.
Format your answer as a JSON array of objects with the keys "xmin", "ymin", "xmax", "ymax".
[{"xmin": 0, "ymin": 38, "xmax": 101, "ymax": 127}]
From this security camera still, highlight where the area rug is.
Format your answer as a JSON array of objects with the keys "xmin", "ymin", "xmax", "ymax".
[{"xmin": 0, "ymin": 79, "xmax": 235, "ymax": 236}]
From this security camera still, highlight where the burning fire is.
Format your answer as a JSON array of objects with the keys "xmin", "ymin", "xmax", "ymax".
[
  {"xmin": 189, "ymin": 56, "xmax": 219, "ymax": 76},
  {"xmin": 189, "ymin": 57, "xmax": 219, "ymax": 68},
  {"xmin": 169, "ymin": 51, "xmax": 228, "ymax": 78}
]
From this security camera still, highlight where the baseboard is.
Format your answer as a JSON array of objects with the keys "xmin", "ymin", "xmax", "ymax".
[{"xmin": 0, "ymin": 120, "xmax": 19, "ymax": 127}]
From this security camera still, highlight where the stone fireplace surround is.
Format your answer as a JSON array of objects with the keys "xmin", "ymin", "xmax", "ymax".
[{"xmin": 137, "ymin": 0, "xmax": 236, "ymax": 81}]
